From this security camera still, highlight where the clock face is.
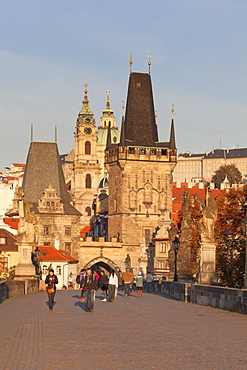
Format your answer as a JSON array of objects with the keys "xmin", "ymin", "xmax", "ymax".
[{"xmin": 84, "ymin": 127, "xmax": 92, "ymax": 135}]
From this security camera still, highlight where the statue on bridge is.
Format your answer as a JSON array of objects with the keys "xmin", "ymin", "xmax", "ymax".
[{"xmin": 199, "ymin": 187, "xmax": 217, "ymax": 243}]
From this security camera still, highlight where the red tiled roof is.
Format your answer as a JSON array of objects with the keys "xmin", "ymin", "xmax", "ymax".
[
  {"xmin": 3, "ymin": 217, "xmax": 19, "ymax": 230},
  {"xmin": 0, "ymin": 229, "xmax": 18, "ymax": 251},
  {"xmin": 12, "ymin": 163, "xmax": 25, "ymax": 168},
  {"xmin": 38, "ymin": 246, "xmax": 78, "ymax": 263},
  {"xmin": 80, "ymin": 225, "xmax": 91, "ymax": 237}
]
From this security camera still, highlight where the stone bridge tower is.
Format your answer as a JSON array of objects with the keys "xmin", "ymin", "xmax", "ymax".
[{"xmin": 105, "ymin": 70, "xmax": 177, "ymax": 254}]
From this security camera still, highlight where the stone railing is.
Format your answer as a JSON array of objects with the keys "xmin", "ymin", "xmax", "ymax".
[
  {"xmin": 0, "ymin": 279, "xmax": 39, "ymax": 304},
  {"xmin": 152, "ymin": 281, "xmax": 247, "ymax": 314},
  {"xmin": 161, "ymin": 281, "xmax": 191, "ymax": 302},
  {"xmin": 190, "ymin": 284, "xmax": 247, "ymax": 315}
]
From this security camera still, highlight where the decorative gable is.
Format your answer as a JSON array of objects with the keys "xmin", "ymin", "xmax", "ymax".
[{"xmin": 38, "ymin": 184, "xmax": 63, "ymax": 214}]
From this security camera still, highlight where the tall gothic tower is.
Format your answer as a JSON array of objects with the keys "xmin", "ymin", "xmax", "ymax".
[
  {"xmin": 97, "ymin": 90, "xmax": 120, "ymax": 180},
  {"xmin": 105, "ymin": 71, "xmax": 177, "ymax": 248},
  {"xmin": 73, "ymin": 85, "xmax": 101, "ymax": 224}
]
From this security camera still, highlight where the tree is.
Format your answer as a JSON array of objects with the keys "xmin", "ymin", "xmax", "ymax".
[
  {"xmin": 211, "ymin": 164, "xmax": 242, "ymax": 189},
  {"xmin": 215, "ymin": 187, "xmax": 247, "ymax": 288}
]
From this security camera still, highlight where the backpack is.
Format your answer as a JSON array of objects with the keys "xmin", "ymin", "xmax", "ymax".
[{"xmin": 76, "ymin": 274, "xmax": 80, "ymax": 284}]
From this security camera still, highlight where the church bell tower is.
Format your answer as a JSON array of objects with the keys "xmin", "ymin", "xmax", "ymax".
[{"xmin": 73, "ymin": 84, "xmax": 101, "ymax": 224}]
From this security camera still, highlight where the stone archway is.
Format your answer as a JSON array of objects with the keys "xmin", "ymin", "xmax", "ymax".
[{"xmin": 83, "ymin": 256, "xmax": 122, "ymax": 280}]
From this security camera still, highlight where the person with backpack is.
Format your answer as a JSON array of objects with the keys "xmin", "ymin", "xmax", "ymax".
[
  {"xmin": 83, "ymin": 268, "xmax": 97, "ymax": 312},
  {"xmin": 76, "ymin": 269, "xmax": 86, "ymax": 301},
  {"xmin": 99, "ymin": 271, "xmax": 109, "ymax": 301},
  {"xmin": 45, "ymin": 268, "xmax": 58, "ymax": 310},
  {"xmin": 136, "ymin": 271, "xmax": 143, "ymax": 298}
]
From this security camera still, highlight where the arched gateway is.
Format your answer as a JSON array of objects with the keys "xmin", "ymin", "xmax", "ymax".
[{"xmin": 83, "ymin": 256, "xmax": 121, "ymax": 274}]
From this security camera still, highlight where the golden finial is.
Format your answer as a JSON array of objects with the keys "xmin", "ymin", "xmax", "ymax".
[
  {"xmin": 106, "ymin": 89, "xmax": 110, "ymax": 102},
  {"xmin": 84, "ymin": 83, "xmax": 88, "ymax": 94},
  {"xmin": 148, "ymin": 54, "xmax": 152, "ymax": 73},
  {"xmin": 129, "ymin": 53, "xmax": 133, "ymax": 73},
  {"xmin": 171, "ymin": 104, "xmax": 175, "ymax": 120}
]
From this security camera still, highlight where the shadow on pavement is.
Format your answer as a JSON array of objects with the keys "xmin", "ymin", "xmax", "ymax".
[{"xmin": 74, "ymin": 301, "xmax": 86, "ymax": 311}]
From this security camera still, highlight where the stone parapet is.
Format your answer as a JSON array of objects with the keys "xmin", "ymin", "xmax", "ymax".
[
  {"xmin": 190, "ymin": 284, "xmax": 247, "ymax": 314},
  {"xmin": 0, "ymin": 279, "xmax": 39, "ymax": 304},
  {"xmin": 161, "ymin": 281, "xmax": 191, "ymax": 302}
]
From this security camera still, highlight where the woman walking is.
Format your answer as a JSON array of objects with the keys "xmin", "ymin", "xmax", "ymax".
[
  {"xmin": 108, "ymin": 269, "xmax": 118, "ymax": 302},
  {"xmin": 45, "ymin": 268, "xmax": 58, "ymax": 310},
  {"xmin": 136, "ymin": 271, "xmax": 143, "ymax": 298},
  {"xmin": 83, "ymin": 268, "xmax": 97, "ymax": 312}
]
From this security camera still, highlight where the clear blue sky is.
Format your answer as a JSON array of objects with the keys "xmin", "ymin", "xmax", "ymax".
[{"xmin": 0, "ymin": 0, "xmax": 246, "ymax": 171}]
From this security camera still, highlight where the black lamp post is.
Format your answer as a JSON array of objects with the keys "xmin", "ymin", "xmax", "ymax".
[
  {"xmin": 241, "ymin": 211, "xmax": 247, "ymax": 289},
  {"xmin": 172, "ymin": 236, "xmax": 180, "ymax": 282}
]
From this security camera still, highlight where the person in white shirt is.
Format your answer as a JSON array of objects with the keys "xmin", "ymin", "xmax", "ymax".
[{"xmin": 108, "ymin": 269, "xmax": 118, "ymax": 302}]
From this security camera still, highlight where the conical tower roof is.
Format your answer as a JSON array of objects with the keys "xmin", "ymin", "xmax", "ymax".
[
  {"xmin": 124, "ymin": 72, "xmax": 158, "ymax": 147},
  {"xmin": 22, "ymin": 141, "xmax": 81, "ymax": 216}
]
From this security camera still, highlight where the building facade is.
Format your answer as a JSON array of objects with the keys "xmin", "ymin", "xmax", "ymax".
[{"xmin": 174, "ymin": 148, "xmax": 247, "ymax": 184}]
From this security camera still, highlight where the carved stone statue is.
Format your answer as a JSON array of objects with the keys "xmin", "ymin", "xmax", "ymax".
[
  {"xmin": 18, "ymin": 200, "xmax": 37, "ymax": 243},
  {"xmin": 140, "ymin": 237, "xmax": 147, "ymax": 259},
  {"xmin": 199, "ymin": 187, "xmax": 217, "ymax": 242},
  {"xmin": 124, "ymin": 254, "xmax": 131, "ymax": 269}
]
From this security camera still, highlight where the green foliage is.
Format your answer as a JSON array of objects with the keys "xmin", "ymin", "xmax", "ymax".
[
  {"xmin": 212, "ymin": 164, "xmax": 242, "ymax": 189},
  {"xmin": 215, "ymin": 187, "xmax": 247, "ymax": 288}
]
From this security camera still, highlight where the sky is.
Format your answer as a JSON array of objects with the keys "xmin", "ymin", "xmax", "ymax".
[{"xmin": 0, "ymin": 0, "xmax": 246, "ymax": 172}]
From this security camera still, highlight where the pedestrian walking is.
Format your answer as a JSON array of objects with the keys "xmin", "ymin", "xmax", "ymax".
[
  {"xmin": 136, "ymin": 272, "xmax": 143, "ymax": 298},
  {"xmin": 108, "ymin": 269, "xmax": 118, "ymax": 302},
  {"xmin": 76, "ymin": 269, "xmax": 86, "ymax": 300},
  {"xmin": 45, "ymin": 268, "xmax": 58, "ymax": 310},
  {"xmin": 83, "ymin": 268, "xmax": 97, "ymax": 312},
  {"xmin": 122, "ymin": 268, "xmax": 134, "ymax": 297},
  {"xmin": 146, "ymin": 271, "xmax": 153, "ymax": 293},
  {"xmin": 99, "ymin": 271, "xmax": 109, "ymax": 301}
]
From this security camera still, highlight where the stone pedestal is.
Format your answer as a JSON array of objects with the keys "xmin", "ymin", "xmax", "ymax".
[
  {"xmin": 198, "ymin": 242, "xmax": 218, "ymax": 285},
  {"xmin": 15, "ymin": 241, "xmax": 36, "ymax": 277}
]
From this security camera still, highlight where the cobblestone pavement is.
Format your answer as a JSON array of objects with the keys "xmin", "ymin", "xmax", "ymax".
[{"xmin": 0, "ymin": 289, "xmax": 247, "ymax": 370}]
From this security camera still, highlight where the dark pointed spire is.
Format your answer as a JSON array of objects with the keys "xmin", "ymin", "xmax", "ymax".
[
  {"xmin": 119, "ymin": 101, "xmax": 125, "ymax": 146},
  {"xmin": 124, "ymin": 72, "xmax": 158, "ymax": 147},
  {"xmin": 106, "ymin": 120, "xmax": 112, "ymax": 150},
  {"xmin": 169, "ymin": 105, "xmax": 176, "ymax": 149},
  {"xmin": 30, "ymin": 124, "xmax": 33, "ymax": 142}
]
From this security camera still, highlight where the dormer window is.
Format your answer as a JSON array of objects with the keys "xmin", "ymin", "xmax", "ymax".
[{"xmin": 0, "ymin": 237, "xmax": 6, "ymax": 244}]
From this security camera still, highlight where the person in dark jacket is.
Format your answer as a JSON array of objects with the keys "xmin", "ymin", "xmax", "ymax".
[
  {"xmin": 76, "ymin": 269, "xmax": 86, "ymax": 301},
  {"xmin": 99, "ymin": 271, "xmax": 109, "ymax": 301},
  {"xmin": 45, "ymin": 268, "xmax": 58, "ymax": 310},
  {"xmin": 84, "ymin": 268, "xmax": 97, "ymax": 312}
]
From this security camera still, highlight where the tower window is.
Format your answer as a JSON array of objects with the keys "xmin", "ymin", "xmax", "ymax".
[
  {"xmin": 65, "ymin": 243, "xmax": 71, "ymax": 253},
  {"xmin": 85, "ymin": 207, "xmax": 91, "ymax": 216},
  {"xmin": 161, "ymin": 149, "xmax": 167, "ymax": 156},
  {"xmin": 85, "ymin": 141, "xmax": 91, "ymax": 155},
  {"xmin": 44, "ymin": 226, "xmax": 51, "ymax": 235},
  {"xmin": 139, "ymin": 148, "xmax": 146, "ymax": 155},
  {"xmin": 86, "ymin": 174, "xmax": 91, "ymax": 188},
  {"xmin": 65, "ymin": 227, "xmax": 71, "ymax": 236}
]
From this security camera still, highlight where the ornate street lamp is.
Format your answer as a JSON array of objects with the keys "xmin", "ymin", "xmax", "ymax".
[
  {"xmin": 241, "ymin": 211, "xmax": 247, "ymax": 289},
  {"xmin": 172, "ymin": 236, "xmax": 180, "ymax": 282}
]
